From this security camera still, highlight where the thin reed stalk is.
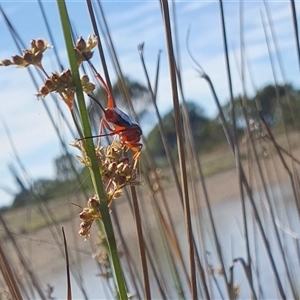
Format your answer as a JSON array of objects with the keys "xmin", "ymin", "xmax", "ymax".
[
  {"xmin": 37, "ymin": 0, "xmax": 64, "ymax": 70},
  {"xmin": 174, "ymin": 33, "xmax": 213, "ymax": 299},
  {"xmin": 138, "ymin": 44, "xmax": 183, "ymax": 205},
  {"xmin": 160, "ymin": 1, "xmax": 197, "ymax": 299},
  {"xmin": 260, "ymin": 114, "xmax": 300, "ymax": 215},
  {"xmin": 290, "ymin": 0, "xmax": 300, "ymax": 74},
  {"xmin": 151, "ymin": 199, "xmax": 186, "ymax": 299},
  {"xmin": 237, "ymin": 3, "xmax": 255, "ymax": 295},
  {"xmin": 130, "ymin": 186, "xmax": 151, "ymax": 300},
  {"xmin": 0, "ymin": 237, "xmax": 23, "ymax": 300},
  {"xmin": 0, "ymin": 213, "xmax": 46, "ymax": 299},
  {"xmin": 219, "ymin": 2, "xmax": 253, "ymax": 298},
  {"xmin": 111, "ymin": 210, "xmax": 143, "ymax": 298},
  {"xmin": 62, "ymin": 227, "xmax": 72, "ymax": 300},
  {"xmin": 136, "ymin": 192, "xmax": 170, "ymax": 300},
  {"xmin": 86, "ymin": 0, "xmax": 113, "ymax": 91}
]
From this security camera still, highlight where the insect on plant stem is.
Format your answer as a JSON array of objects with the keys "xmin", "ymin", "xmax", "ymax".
[{"xmin": 79, "ymin": 60, "xmax": 143, "ymax": 167}]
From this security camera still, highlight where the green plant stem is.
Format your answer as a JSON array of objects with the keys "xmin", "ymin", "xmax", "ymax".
[{"xmin": 56, "ymin": 1, "xmax": 128, "ymax": 299}]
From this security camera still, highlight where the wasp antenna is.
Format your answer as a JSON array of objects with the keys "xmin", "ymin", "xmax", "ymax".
[
  {"xmin": 86, "ymin": 60, "xmax": 111, "ymax": 94},
  {"xmin": 84, "ymin": 59, "xmax": 116, "ymax": 109},
  {"xmin": 81, "ymin": 52, "xmax": 110, "ymax": 94},
  {"xmin": 93, "ymin": 68, "xmax": 115, "ymax": 109},
  {"xmin": 88, "ymin": 93, "xmax": 105, "ymax": 112}
]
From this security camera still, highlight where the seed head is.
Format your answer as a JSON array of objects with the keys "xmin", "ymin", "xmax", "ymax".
[
  {"xmin": 70, "ymin": 140, "xmax": 91, "ymax": 167},
  {"xmin": 81, "ymin": 75, "xmax": 95, "ymax": 94},
  {"xmin": 12, "ymin": 55, "xmax": 27, "ymax": 67},
  {"xmin": 0, "ymin": 38, "xmax": 51, "ymax": 69},
  {"xmin": 74, "ymin": 139, "xmax": 142, "ymax": 238},
  {"xmin": 75, "ymin": 37, "xmax": 86, "ymax": 52},
  {"xmin": 0, "ymin": 59, "xmax": 13, "ymax": 66},
  {"xmin": 31, "ymin": 38, "xmax": 51, "ymax": 54},
  {"xmin": 37, "ymin": 69, "xmax": 76, "ymax": 110},
  {"xmin": 74, "ymin": 35, "xmax": 98, "ymax": 65},
  {"xmin": 78, "ymin": 195, "xmax": 102, "ymax": 240}
]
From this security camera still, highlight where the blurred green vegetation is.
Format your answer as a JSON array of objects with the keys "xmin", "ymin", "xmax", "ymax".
[{"xmin": 147, "ymin": 101, "xmax": 227, "ymax": 160}]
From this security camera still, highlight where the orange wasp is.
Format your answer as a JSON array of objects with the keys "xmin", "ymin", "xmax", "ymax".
[{"xmin": 83, "ymin": 63, "xmax": 143, "ymax": 163}]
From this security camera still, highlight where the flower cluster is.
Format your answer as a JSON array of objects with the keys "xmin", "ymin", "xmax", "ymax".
[
  {"xmin": 81, "ymin": 74, "xmax": 96, "ymax": 94},
  {"xmin": 98, "ymin": 140, "xmax": 141, "ymax": 204},
  {"xmin": 72, "ymin": 139, "xmax": 141, "ymax": 238},
  {"xmin": 1, "ymin": 36, "xmax": 98, "ymax": 112},
  {"xmin": 36, "ymin": 70, "xmax": 95, "ymax": 110},
  {"xmin": 74, "ymin": 35, "xmax": 98, "ymax": 66},
  {"xmin": 0, "ymin": 39, "xmax": 50, "ymax": 69},
  {"xmin": 78, "ymin": 196, "xmax": 102, "ymax": 239},
  {"xmin": 37, "ymin": 70, "xmax": 76, "ymax": 109}
]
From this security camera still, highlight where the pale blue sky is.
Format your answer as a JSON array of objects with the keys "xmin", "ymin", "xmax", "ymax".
[{"xmin": 0, "ymin": 1, "xmax": 300, "ymax": 207}]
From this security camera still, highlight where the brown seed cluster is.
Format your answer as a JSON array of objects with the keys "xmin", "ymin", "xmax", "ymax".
[
  {"xmin": 0, "ymin": 39, "xmax": 50, "ymax": 69},
  {"xmin": 72, "ymin": 139, "xmax": 141, "ymax": 238},
  {"xmin": 74, "ymin": 35, "xmax": 98, "ymax": 66},
  {"xmin": 37, "ymin": 72, "xmax": 95, "ymax": 110},
  {"xmin": 97, "ymin": 140, "xmax": 141, "ymax": 205},
  {"xmin": 81, "ymin": 74, "xmax": 96, "ymax": 94},
  {"xmin": 78, "ymin": 196, "xmax": 102, "ymax": 239},
  {"xmin": 37, "ymin": 70, "xmax": 76, "ymax": 110},
  {"xmin": 0, "ymin": 36, "xmax": 98, "ymax": 112}
]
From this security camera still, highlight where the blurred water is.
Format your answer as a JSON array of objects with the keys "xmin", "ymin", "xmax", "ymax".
[
  {"xmin": 42, "ymin": 182, "xmax": 300, "ymax": 299},
  {"xmin": 199, "ymin": 183, "xmax": 300, "ymax": 299}
]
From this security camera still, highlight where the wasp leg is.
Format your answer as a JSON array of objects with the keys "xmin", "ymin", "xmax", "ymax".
[{"xmin": 97, "ymin": 118, "xmax": 117, "ymax": 148}]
